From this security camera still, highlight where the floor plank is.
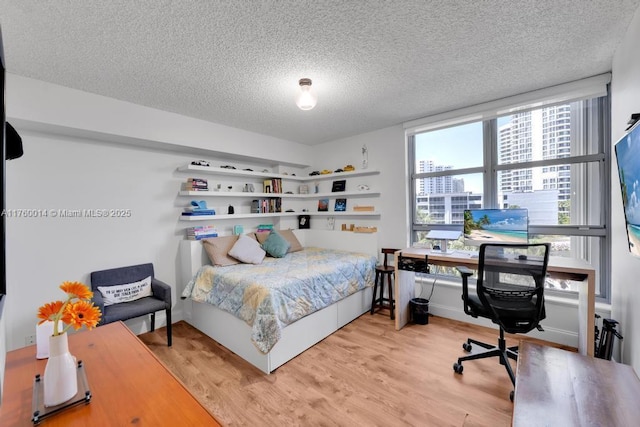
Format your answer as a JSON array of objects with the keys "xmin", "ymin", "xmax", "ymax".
[{"xmin": 139, "ymin": 314, "xmax": 573, "ymax": 427}]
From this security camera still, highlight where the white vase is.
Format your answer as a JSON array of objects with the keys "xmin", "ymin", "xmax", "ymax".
[{"xmin": 43, "ymin": 333, "xmax": 78, "ymax": 406}]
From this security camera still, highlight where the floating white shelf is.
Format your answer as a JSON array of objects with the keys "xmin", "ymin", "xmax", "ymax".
[
  {"xmin": 177, "ymin": 164, "xmax": 380, "ymax": 181},
  {"xmin": 178, "ymin": 190, "xmax": 380, "ymax": 199},
  {"xmin": 179, "ymin": 211, "xmax": 380, "ymax": 221}
]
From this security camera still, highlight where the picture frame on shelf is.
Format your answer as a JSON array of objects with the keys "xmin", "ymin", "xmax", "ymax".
[
  {"xmin": 318, "ymin": 199, "xmax": 329, "ymax": 212},
  {"xmin": 331, "ymin": 180, "xmax": 346, "ymax": 192},
  {"xmin": 299, "ymin": 184, "xmax": 309, "ymax": 194},
  {"xmin": 334, "ymin": 198, "xmax": 347, "ymax": 212}
]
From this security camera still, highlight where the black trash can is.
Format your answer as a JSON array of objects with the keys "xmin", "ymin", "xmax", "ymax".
[{"xmin": 410, "ymin": 298, "xmax": 430, "ymax": 325}]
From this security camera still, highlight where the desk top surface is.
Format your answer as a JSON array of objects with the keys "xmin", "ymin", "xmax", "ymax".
[
  {"xmin": 0, "ymin": 321, "xmax": 221, "ymax": 427},
  {"xmin": 512, "ymin": 342, "xmax": 640, "ymax": 426},
  {"xmin": 396, "ymin": 247, "xmax": 594, "ymax": 277}
]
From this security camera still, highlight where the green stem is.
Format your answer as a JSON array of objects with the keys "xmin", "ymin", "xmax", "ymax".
[{"xmin": 52, "ymin": 297, "xmax": 70, "ymax": 336}]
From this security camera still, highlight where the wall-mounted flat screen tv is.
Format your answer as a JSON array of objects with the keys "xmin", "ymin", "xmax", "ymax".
[
  {"xmin": 615, "ymin": 121, "xmax": 640, "ymax": 258},
  {"xmin": 463, "ymin": 208, "xmax": 529, "ymax": 247}
]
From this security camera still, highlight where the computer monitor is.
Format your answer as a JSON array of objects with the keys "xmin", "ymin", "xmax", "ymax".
[{"xmin": 464, "ymin": 208, "xmax": 528, "ymax": 247}]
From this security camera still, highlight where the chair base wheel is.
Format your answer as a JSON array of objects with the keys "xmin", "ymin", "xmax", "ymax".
[
  {"xmin": 453, "ymin": 363, "xmax": 463, "ymax": 374},
  {"xmin": 463, "ymin": 342, "xmax": 472, "ymax": 352}
]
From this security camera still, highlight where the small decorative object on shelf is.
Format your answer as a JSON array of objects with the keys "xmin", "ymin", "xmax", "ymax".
[
  {"xmin": 353, "ymin": 205, "xmax": 375, "ymax": 211},
  {"xmin": 353, "ymin": 226, "xmax": 378, "ymax": 233},
  {"xmin": 326, "ymin": 217, "xmax": 335, "ymax": 230},
  {"xmin": 37, "ymin": 282, "xmax": 101, "ymax": 407},
  {"xmin": 299, "ymin": 184, "xmax": 309, "ymax": 194},
  {"xmin": 233, "ymin": 225, "xmax": 244, "ymax": 235},
  {"xmin": 228, "ymin": 205, "xmax": 235, "ymax": 214},
  {"xmin": 361, "ymin": 144, "xmax": 368, "ymax": 169}
]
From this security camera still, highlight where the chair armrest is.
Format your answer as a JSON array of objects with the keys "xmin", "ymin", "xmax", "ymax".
[
  {"xmin": 151, "ymin": 278, "xmax": 172, "ymax": 306},
  {"xmin": 456, "ymin": 266, "xmax": 474, "ymax": 313},
  {"xmin": 91, "ymin": 291, "xmax": 106, "ymax": 325}
]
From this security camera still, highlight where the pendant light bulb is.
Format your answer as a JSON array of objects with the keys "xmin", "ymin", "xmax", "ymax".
[{"xmin": 296, "ymin": 78, "xmax": 317, "ymax": 111}]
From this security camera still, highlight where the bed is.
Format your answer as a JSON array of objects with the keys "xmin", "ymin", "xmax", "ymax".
[{"xmin": 179, "ymin": 229, "xmax": 378, "ymax": 373}]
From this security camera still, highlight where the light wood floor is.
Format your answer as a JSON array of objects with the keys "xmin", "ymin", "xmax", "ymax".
[{"xmin": 139, "ymin": 314, "xmax": 572, "ymax": 427}]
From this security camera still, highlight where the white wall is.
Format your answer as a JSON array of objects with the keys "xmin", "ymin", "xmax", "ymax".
[
  {"xmin": 309, "ymin": 126, "xmax": 408, "ymax": 251},
  {"xmin": 611, "ymin": 4, "xmax": 640, "ymax": 371},
  {"xmin": 4, "ymin": 75, "xmax": 312, "ymax": 351}
]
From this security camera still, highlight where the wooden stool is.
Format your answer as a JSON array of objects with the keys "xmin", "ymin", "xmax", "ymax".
[{"xmin": 370, "ymin": 248, "xmax": 399, "ymax": 319}]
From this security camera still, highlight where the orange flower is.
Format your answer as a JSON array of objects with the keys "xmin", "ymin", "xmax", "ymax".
[
  {"xmin": 37, "ymin": 301, "xmax": 64, "ymax": 324},
  {"xmin": 65, "ymin": 300, "xmax": 101, "ymax": 330},
  {"xmin": 37, "ymin": 281, "xmax": 101, "ymax": 336},
  {"xmin": 60, "ymin": 281, "xmax": 93, "ymax": 300}
]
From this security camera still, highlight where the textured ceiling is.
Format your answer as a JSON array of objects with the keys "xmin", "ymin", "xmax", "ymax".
[{"xmin": 1, "ymin": 0, "xmax": 638, "ymax": 145}]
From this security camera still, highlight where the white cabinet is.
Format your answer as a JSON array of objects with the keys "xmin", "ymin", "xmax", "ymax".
[{"xmin": 177, "ymin": 164, "xmax": 380, "ymax": 221}]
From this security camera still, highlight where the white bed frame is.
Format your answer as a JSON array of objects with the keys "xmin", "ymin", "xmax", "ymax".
[{"xmin": 179, "ymin": 229, "xmax": 378, "ymax": 374}]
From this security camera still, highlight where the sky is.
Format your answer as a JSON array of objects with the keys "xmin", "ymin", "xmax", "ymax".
[
  {"xmin": 414, "ymin": 117, "xmax": 515, "ymax": 194},
  {"xmin": 415, "ymin": 121, "xmax": 484, "ymax": 193}
]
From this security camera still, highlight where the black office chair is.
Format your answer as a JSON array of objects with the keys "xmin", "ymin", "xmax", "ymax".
[{"xmin": 452, "ymin": 243, "xmax": 550, "ymax": 396}]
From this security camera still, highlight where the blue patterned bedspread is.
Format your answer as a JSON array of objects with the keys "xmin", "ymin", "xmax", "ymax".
[{"xmin": 181, "ymin": 247, "xmax": 376, "ymax": 353}]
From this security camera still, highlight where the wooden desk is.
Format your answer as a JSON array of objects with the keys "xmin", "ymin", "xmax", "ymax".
[
  {"xmin": 512, "ymin": 341, "xmax": 640, "ymax": 426},
  {"xmin": 394, "ymin": 248, "xmax": 596, "ymax": 356},
  {"xmin": 0, "ymin": 321, "xmax": 221, "ymax": 426}
]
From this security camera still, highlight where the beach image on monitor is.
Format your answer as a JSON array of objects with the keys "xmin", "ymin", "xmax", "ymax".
[
  {"xmin": 464, "ymin": 209, "xmax": 528, "ymax": 245},
  {"xmin": 615, "ymin": 123, "xmax": 640, "ymax": 257}
]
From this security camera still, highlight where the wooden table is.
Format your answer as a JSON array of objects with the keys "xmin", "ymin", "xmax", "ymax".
[
  {"xmin": 0, "ymin": 321, "xmax": 221, "ymax": 426},
  {"xmin": 394, "ymin": 248, "xmax": 596, "ymax": 355},
  {"xmin": 512, "ymin": 341, "xmax": 640, "ymax": 426}
]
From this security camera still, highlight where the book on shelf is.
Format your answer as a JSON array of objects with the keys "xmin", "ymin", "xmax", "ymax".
[
  {"xmin": 185, "ymin": 178, "xmax": 208, "ymax": 191},
  {"xmin": 186, "ymin": 225, "xmax": 218, "ymax": 240},
  {"xmin": 187, "ymin": 178, "xmax": 208, "ymax": 184},
  {"xmin": 187, "ymin": 233, "xmax": 219, "ymax": 240},
  {"xmin": 318, "ymin": 199, "xmax": 329, "ymax": 212},
  {"xmin": 251, "ymin": 198, "xmax": 282, "ymax": 213},
  {"xmin": 263, "ymin": 178, "xmax": 282, "ymax": 194},
  {"xmin": 182, "ymin": 209, "xmax": 216, "ymax": 216}
]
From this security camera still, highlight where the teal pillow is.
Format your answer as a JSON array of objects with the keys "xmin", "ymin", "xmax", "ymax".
[{"xmin": 262, "ymin": 230, "xmax": 291, "ymax": 258}]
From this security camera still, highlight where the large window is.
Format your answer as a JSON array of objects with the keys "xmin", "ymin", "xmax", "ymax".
[{"xmin": 408, "ymin": 91, "xmax": 610, "ymax": 299}]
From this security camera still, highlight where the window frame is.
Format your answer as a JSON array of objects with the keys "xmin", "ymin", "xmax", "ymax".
[{"xmin": 407, "ymin": 89, "xmax": 611, "ymax": 301}]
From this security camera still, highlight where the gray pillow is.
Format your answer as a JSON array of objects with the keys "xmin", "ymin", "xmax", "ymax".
[{"xmin": 228, "ymin": 234, "xmax": 266, "ymax": 264}]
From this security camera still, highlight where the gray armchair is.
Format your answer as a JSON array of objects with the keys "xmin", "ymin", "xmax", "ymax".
[{"xmin": 90, "ymin": 263, "xmax": 172, "ymax": 346}]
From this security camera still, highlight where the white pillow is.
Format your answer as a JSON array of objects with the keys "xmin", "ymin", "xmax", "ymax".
[
  {"xmin": 228, "ymin": 234, "xmax": 266, "ymax": 264},
  {"xmin": 98, "ymin": 276, "xmax": 153, "ymax": 306}
]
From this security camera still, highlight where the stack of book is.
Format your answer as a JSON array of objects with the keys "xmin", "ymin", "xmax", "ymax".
[
  {"xmin": 186, "ymin": 226, "xmax": 218, "ymax": 240},
  {"xmin": 257, "ymin": 224, "xmax": 274, "ymax": 232},
  {"xmin": 185, "ymin": 178, "xmax": 209, "ymax": 191},
  {"xmin": 182, "ymin": 207, "xmax": 216, "ymax": 216}
]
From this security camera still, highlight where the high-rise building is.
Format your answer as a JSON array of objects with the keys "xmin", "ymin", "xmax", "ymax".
[{"xmin": 417, "ymin": 105, "xmax": 569, "ymax": 225}]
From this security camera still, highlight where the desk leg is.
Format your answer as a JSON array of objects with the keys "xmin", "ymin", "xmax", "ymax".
[
  {"xmin": 395, "ymin": 267, "xmax": 415, "ymax": 331},
  {"xmin": 578, "ymin": 273, "xmax": 596, "ymax": 356}
]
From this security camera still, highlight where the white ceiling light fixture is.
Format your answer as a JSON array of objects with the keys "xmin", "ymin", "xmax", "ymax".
[{"xmin": 296, "ymin": 78, "xmax": 317, "ymax": 111}]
